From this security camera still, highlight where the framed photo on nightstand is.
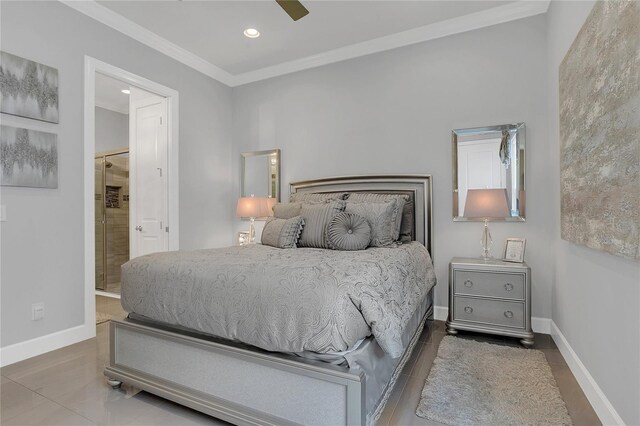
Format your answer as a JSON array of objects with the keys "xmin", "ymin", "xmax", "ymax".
[
  {"xmin": 238, "ymin": 231, "xmax": 250, "ymax": 246},
  {"xmin": 504, "ymin": 238, "xmax": 526, "ymax": 263}
]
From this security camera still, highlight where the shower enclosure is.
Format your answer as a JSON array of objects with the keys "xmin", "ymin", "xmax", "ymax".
[{"xmin": 95, "ymin": 150, "xmax": 130, "ymax": 294}]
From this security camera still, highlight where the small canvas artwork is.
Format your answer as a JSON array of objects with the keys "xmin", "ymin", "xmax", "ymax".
[
  {"xmin": 0, "ymin": 51, "xmax": 59, "ymax": 123},
  {"xmin": 559, "ymin": 1, "xmax": 640, "ymax": 261},
  {"xmin": 0, "ymin": 125, "xmax": 58, "ymax": 188}
]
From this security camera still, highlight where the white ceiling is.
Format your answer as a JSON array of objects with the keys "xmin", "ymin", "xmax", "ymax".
[
  {"xmin": 98, "ymin": 0, "xmax": 515, "ymax": 75},
  {"xmin": 65, "ymin": 0, "xmax": 549, "ymax": 86},
  {"xmin": 95, "ymin": 72, "xmax": 130, "ymax": 114}
]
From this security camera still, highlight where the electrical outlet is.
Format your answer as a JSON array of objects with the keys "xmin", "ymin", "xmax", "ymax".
[{"xmin": 31, "ymin": 303, "xmax": 44, "ymax": 321}]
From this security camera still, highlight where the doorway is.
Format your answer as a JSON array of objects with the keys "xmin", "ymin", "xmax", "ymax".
[
  {"xmin": 84, "ymin": 57, "xmax": 179, "ymax": 332},
  {"xmin": 95, "ymin": 150, "xmax": 129, "ymax": 294}
]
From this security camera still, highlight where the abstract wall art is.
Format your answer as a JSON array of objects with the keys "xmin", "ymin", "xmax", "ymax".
[
  {"xmin": 559, "ymin": 1, "xmax": 640, "ymax": 261},
  {"xmin": 0, "ymin": 125, "xmax": 58, "ymax": 188},
  {"xmin": 0, "ymin": 51, "xmax": 59, "ymax": 123}
]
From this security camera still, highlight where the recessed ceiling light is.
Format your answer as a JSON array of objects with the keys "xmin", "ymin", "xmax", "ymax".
[
  {"xmin": 244, "ymin": 28, "xmax": 260, "ymax": 38},
  {"xmin": 121, "ymin": 89, "xmax": 130, "ymax": 94}
]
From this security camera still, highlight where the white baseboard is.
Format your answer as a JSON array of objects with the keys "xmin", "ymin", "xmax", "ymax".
[
  {"xmin": 550, "ymin": 321, "xmax": 624, "ymax": 425},
  {"xmin": 433, "ymin": 306, "xmax": 551, "ymax": 334},
  {"xmin": 0, "ymin": 323, "xmax": 95, "ymax": 368},
  {"xmin": 531, "ymin": 316, "xmax": 551, "ymax": 334},
  {"xmin": 434, "ymin": 305, "xmax": 448, "ymax": 322},
  {"xmin": 95, "ymin": 290, "xmax": 121, "ymax": 300}
]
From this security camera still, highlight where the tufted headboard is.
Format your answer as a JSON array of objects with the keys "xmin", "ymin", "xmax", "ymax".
[{"xmin": 289, "ymin": 175, "xmax": 434, "ymax": 258}]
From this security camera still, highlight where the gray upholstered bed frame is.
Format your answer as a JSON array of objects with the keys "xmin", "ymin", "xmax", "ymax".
[{"xmin": 104, "ymin": 175, "xmax": 434, "ymax": 426}]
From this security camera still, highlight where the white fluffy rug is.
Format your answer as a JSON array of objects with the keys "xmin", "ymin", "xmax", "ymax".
[{"xmin": 416, "ymin": 336, "xmax": 572, "ymax": 425}]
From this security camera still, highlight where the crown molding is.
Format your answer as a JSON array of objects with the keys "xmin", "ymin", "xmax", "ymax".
[
  {"xmin": 60, "ymin": 0, "xmax": 550, "ymax": 88},
  {"xmin": 94, "ymin": 101, "xmax": 128, "ymax": 115},
  {"xmin": 60, "ymin": 0, "xmax": 235, "ymax": 86},
  {"xmin": 233, "ymin": 0, "xmax": 551, "ymax": 86}
]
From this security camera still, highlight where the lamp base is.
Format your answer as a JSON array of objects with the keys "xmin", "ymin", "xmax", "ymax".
[
  {"xmin": 248, "ymin": 218, "xmax": 256, "ymax": 244},
  {"xmin": 480, "ymin": 219, "xmax": 493, "ymax": 259}
]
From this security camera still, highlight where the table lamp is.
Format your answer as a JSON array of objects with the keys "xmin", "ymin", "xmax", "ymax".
[
  {"xmin": 464, "ymin": 188, "xmax": 510, "ymax": 259},
  {"xmin": 236, "ymin": 196, "xmax": 275, "ymax": 244}
]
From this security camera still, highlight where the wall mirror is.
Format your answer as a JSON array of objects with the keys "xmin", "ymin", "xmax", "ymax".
[
  {"xmin": 452, "ymin": 123, "xmax": 525, "ymax": 221},
  {"xmin": 241, "ymin": 149, "xmax": 281, "ymax": 201}
]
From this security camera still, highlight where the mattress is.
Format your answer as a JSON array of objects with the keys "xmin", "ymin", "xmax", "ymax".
[{"xmin": 121, "ymin": 242, "xmax": 436, "ymax": 357}]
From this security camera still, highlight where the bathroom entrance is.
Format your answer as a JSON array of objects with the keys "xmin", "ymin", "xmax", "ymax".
[
  {"xmin": 84, "ymin": 57, "xmax": 179, "ymax": 329},
  {"xmin": 95, "ymin": 150, "xmax": 129, "ymax": 294}
]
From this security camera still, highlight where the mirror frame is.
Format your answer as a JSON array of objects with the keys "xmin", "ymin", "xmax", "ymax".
[
  {"xmin": 241, "ymin": 149, "xmax": 281, "ymax": 202},
  {"xmin": 452, "ymin": 123, "xmax": 525, "ymax": 222}
]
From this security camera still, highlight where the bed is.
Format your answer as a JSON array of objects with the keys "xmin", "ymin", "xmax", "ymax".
[{"xmin": 104, "ymin": 175, "xmax": 435, "ymax": 426}]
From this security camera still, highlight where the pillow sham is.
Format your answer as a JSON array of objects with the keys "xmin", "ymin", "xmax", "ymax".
[
  {"xmin": 272, "ymin": 202, "xmax": 302, "ymax": 219},
  {"xmin": 298, "ymin": 201, "xmax": 346, "ymax": 248},
  {"xmin": 327, "ymin": 213, "xmax": 371, "ymax": 251},
  {"xmin": 289, "ymin": 192, "xmax": 348, "ymax": 203},
  {"xmin": 261, "ymin": 216, "xmax": 304, "ymax": 249},
  {"xmin": 347, "ymin": 193, "xmax": 413, "ymax": 242},
  {"xmin": 345, "ymin": 198, "xmax": 405, "ymax": 247}
]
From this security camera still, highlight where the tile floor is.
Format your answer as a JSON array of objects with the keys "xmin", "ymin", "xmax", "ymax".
[{"xmin": 0, "ymin": 296, "xmax": 600, "ymax": 426}]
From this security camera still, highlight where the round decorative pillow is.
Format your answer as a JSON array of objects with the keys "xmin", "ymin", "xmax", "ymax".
[{"xmin": 327, "ymin": 212, "xmax": 371, "ymax": 251}]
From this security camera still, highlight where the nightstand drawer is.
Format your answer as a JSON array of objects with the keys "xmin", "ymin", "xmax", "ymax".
[
  {"xmin": 453, "ymin": 296, "xmax": 525, "ymax": 329},
  {"xmin": 454, "ymin": 271, "xmax": 524, "ymax": 300}
]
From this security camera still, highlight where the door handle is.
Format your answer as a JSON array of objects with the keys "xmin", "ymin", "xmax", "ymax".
[{"xmin": 135, "ymin": 226, "xmax": 143, "ymax": 232}]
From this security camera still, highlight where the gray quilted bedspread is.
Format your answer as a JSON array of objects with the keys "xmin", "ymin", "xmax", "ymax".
[{"xmin": 121, "ymin": 242, "xmax": 436, "ymax": 357}]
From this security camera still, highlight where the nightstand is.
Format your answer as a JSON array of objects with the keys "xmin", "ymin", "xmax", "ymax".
[{"xmin": 446, "ymin": 257, "xmax": 534, "ymax": 347}]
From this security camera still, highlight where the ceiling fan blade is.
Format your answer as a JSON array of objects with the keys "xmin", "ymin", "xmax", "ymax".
[{"xmin": 276, "ymin": 0, "xmax": 309, "ymax": 21}]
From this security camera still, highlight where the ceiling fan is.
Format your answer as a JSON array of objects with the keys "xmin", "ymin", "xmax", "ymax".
[{"xmin": 275, "ymin": 0, "xmax": 309, "ymax": 21}]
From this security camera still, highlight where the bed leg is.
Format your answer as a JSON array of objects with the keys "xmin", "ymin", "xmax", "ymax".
[{"xmin": 107, "ymin": 378, "xmax": 122, "ymax": 389}]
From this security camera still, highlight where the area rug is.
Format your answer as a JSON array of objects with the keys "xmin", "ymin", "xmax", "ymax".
[
  {"xmin": 416, "ymin": 336, "xmax": 571, "ymax": 425},
  {"xmin": 96, "ymin": 312, "xmax": 112, "ymax": 325}
]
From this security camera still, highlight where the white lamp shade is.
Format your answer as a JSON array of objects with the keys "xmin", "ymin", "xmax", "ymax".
[
  {"xmin": 236, "ymin": 197, "xmax": 274, "ymax": 218},
  {"xmin": 464, "ymin": 189, "xmax": 510, "ymax": 219}
]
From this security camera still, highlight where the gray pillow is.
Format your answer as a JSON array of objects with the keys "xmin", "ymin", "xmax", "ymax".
[
  {"xmin": 273, "ymin": 202, "xmax": 302, "ymax": 219},
  {"xmin": 327, "ymin": 213, "xmax": 371, "ymax": 251},
  {"xmin": 345, "ymin": 198, "xmax": 405, "ymax": 247},
  {"xmin": 347, "ymin": 193, "xmax": 412, "ymax": 242},
  {"xmin": 261, "ymin": 216, "xmax": 304, "ymax": 249},
  {"xmin": 298, "ymin": 201, "xmax": 346, "ymax": 248},
  {"xmin": 289, "ymin": 192, "xmax": 348, "ymax": 203}
]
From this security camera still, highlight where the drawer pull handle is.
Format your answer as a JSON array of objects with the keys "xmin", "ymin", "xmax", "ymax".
[
  {"xmin": 464, "ymin": 306, "xmax": 473, "ymax": 314},
  {"xmin": 504, "ymin": 283, "xmax": 514, "ymax": 291},
  {"xmin": 464, "ymin": 280, "xmax": 473, "ymax": 288},
  {"xmin": 504, "ymin": 310, "xmax": 514, "ymax": 319}
]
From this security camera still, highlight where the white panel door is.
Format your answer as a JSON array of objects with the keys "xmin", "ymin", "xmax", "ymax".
[
  {"xmin": 457, "ymin": 138, "xmax": 506, "ymax": 215},
  {"xmin": 130, "ymin": 91, "xmax": 168, "ymax": 258}
]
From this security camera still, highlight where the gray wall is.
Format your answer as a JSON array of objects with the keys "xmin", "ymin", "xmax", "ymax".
[
  {"xmin": 0, "ymin": 1, "xmax": 233, "ymax": 347},
  {"xmin": 233, "ymin": 15, "xmax": 552, "ymax": 319},
  {"xmin": 95, "ymin": 107, "xmax": 128, "ymax": 154},
  {"xmin": 546, "ymin": 2, "xmax": 640, "ymax": 424}
]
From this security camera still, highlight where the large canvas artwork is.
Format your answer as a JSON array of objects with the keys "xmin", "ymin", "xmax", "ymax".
[
  {"xmin": 0, "ymin": 125, "xmax": 58, "ymax": 189},
  {"xmin": 0, "ymin": 51, "xmax": 59, "ymax": 123},
  {"xmin": 559, "ymin": 1, "xmax": 640, "ymax": 261}
]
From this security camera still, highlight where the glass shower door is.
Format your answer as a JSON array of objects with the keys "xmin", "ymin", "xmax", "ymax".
[
  {"xmin": 95, "ymin": 158, "xmax": 106, "ymax": 291},
  {"xmin": 104, "ymin": 153, "xmax": 129, "ymax": 294}
]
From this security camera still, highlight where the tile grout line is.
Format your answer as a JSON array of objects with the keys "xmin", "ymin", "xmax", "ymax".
[{"xmin": 2, "ymin": 375, "xmax": 95, "ymax": 424}]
